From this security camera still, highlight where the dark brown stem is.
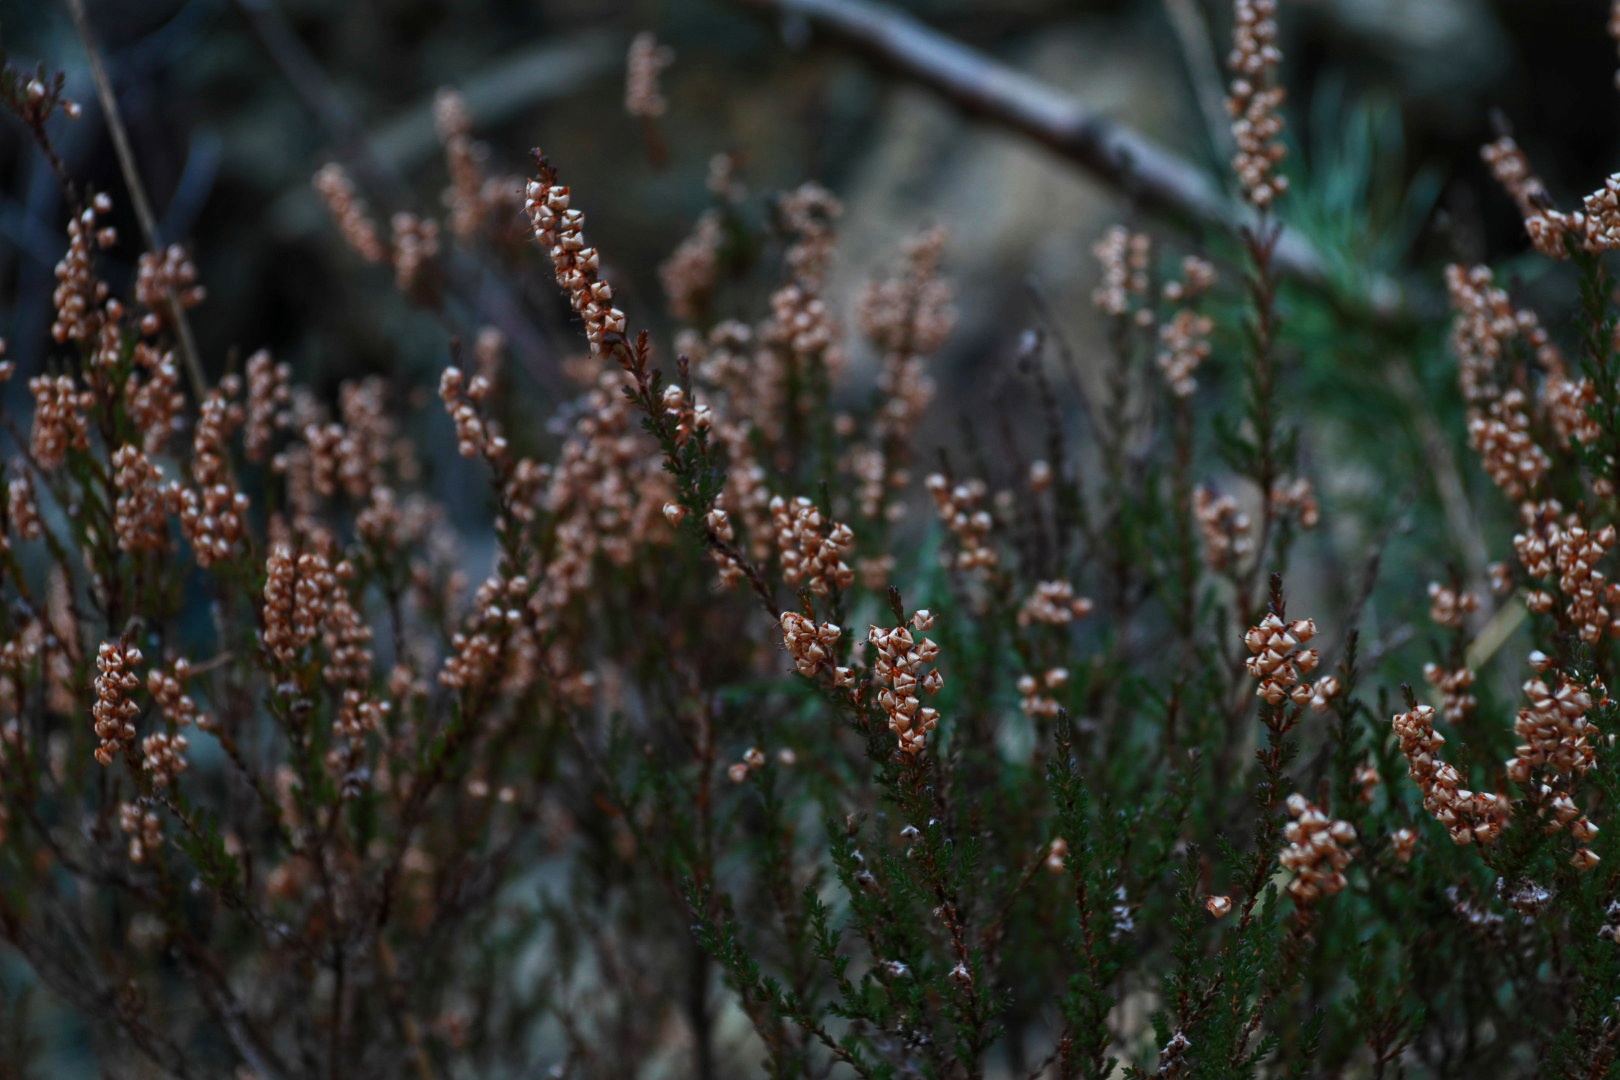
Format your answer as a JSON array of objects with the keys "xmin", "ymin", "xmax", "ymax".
[{"xmin": 65, "ymin": 0, "xmax": 207, "ymax": 401}]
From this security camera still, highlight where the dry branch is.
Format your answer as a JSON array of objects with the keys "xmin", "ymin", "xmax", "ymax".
[{"xmin": 732, "ymin": 0, "xmax": 1408, "ymax": 320}]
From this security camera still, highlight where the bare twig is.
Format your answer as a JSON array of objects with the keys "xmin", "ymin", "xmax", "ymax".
[
  {"xmin": 730, "ymin": 0, "xmax": 1408, "ymax": 321},
  {"xmin": 66, "ymin": 0, "xmax": 208, "ymax": 400}
]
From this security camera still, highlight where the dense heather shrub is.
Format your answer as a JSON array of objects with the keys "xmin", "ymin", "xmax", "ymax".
[{"xmin": 1, "ymin": 3, "xmax": 1618, "ymax": 1077}]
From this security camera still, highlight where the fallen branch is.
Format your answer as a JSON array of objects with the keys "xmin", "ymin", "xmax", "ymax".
[{"xmin": 731, "ymin": 0, "xmax": 1409, "ymax": 321}]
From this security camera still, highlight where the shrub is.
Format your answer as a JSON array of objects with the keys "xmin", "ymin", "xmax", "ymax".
[{"xmin": 0, "ymin": 3, "xmax": 1617, "ymax": 1077}]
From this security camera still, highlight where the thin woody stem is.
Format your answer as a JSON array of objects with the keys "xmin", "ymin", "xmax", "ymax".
[{"xmin": 64, "ymin": 0, "xmax": 208, "ymax": 402}]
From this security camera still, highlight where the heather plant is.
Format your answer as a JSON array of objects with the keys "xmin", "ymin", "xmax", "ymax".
[{"xmin": 1, "ymin": 3, "xmax": 1619, "ymax": 1079}]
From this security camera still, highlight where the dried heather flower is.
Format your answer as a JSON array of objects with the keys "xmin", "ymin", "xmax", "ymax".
[
  {"xmin": 440, "ymin": 621, "xmax": 500, "ymax": 693},
  {"xmin": 780, "ymin": 611, "xmax": 853, "ymax": 685},
  {"xmin": 141, "ymin": 731, "xmax": 189, "ymax": 788},
  {"xmin": 1205, "ymin": 895, "xmax": 1233, "ymax": 918},
  {"xmin": 1427, "ymin": 582, "xmax": 1480, "ymax": 629},
  {"xmin": 729, "ymin": 748, "xmax": 764, "ymax": 780},
  {"xmin": 772, "ymin": 495, "xmax": 855, "ymax": 595},
  {"xmin": 148, "ymin": 658, "xmax": 209, "ymax": 731},
  {"xmin": 303, "ymin": 422, "xmax": 345, "ymax": 499},
  {"xmin": 126, "ymin": 342, "xmax": 185, "ymax": 454},
  {"xmin": 925, "ymin": 474, "xmax": 998, "ymax": 572},
  {"xmin": 661, "ymin": 210, "xmax": 724, "ymax": 324},
  {"xmin": 1157, "ymin": 307, "xmax": 1213, "ymax": 397},
  {"xmin": 1423, "ymin": 663, "xmax": 1477, "ymax": 726},
  {"xmin": 860, "ymin": 225, "xmax": 956, "ymax": 449},
  {"xmin": 439, "ymin": 367, "xmax": 506, "ymax": 460},
  {"xmin": 1280, "ymin": 794, "xmax": 1355, "ymax": 904},
  {"xmin": 435, "ymin": 88, "xmax": 486, "ymax": 242},
  {"xmin": 1580, "ymin": 173, "xmax": 1620, "ymax": 254},
  {"xmin": 764, "ymin": 282, "xmax": 841, "ymax": 378},
  {"xmin": 1091, "ymin": 226, "xmax": 1152, "ymax": 318},
  {"xmin": 134, "ymin": 244, "xmax": 205, "ymax": 334},
  {"xmin": 313, "ymin": 163, "xmax": 387, "ymax": 264},
  {"xmin": 118, "ymin": 801, "xmax": 162, "ymax": 864},
  {"xmin": 1601, "ymin": 900, "xmax": 1620, "ymax": 945},
  {"xmin": 93, "ymin": 640, "xmax": 143, "ymax": 766},
  {"xmin": 335, "ymin": 377, "xmax": 397, "ymax": 499},
  {"xmin": 1194, "ymin": 486, "xmax": 1252, "ymax": 572},
  {"xmin": 29, "ymin": 375, "xmax": 92, "ymax": 470},
  {"xmin": 1470, "ymin": 390, "xmax": 1551, "ymax": 499},
  {"xmin": 1243, "ymin": 613, "xmax": 1320, "ymax": 706},
  {"xmin": 1445, "ymin": 264, "xmax": 1563, "ymax": 406},
  {"xmin": 112, "ymin": 445, "xmax": 171, "ymax": 553},
  {"xmin": 1157, "ymin": 1032, "xmax": 1192, "ymax": 1079},
  {"xmin": 8, "ymin": 70, "xmax": 82, "ymax": 126},
  {"xmin": 8, "ymin": 471, "xmax": 42, "ymax": 541},
  {"xmin": 245, "ymin": 350, "xmax": 291, "ymax": 462},
  {"xmin": 659, "ymin": 384, "xmax": 711, "ymax": 448},
  {"xmin": 1507, "ymin": 674, "xmax": 1597, "ymax": 784},
  {"xmin": 323, "ymin": 571, "xmax": 374, "ymax": 687},
  {"xmin": 1307, "ymin": 674, "xmax": 1341, "ymax": 713},
  {"xmin": 1018, "ymin": 580, "xmax": 1094, "ymax": 627},
  {"xmin": 778, "ymin": 182, "xmax": 842, "ymax": 292},
  {"xmin": 1391, "ymin": 703, "xmax": 1510, "ymax": 845},
  {"xmin": 52, "ymin": 193, "xmax": 115, "ymax": 345},
  {"xmin": 1270, "ymin": 477, "xmax": 1319, "ymax": 529},
  {"xmin": 1016, "ymin": 667, "xmax": 1069, "ymax": 720},
  {"xmin": 193, "ymin": 382, "xmax": 243, "ymax": 490},
  {"xmin": 471, "ymin": 328, "xmax": 505, "ymax": 387},
  {"xmin": 1346, "ymin": 764, "xmax": 1379, "ymax": 806},
  {"xmin": 869, "ymin": 610, "xmax": 945, "ymax": 755},
  {"xmin": 1164, "ymin": 255, "xmax": 1216, "ymax": 302},
  {"xmin": 328, "ymin": 689, "xmax": 389, "ymax": 789},
  {"xmin": 624, "ymin": 33, "xmax": 674, "ymax": 119},
  {"xmin": 173, "ymin": 385, "xmax": 250, "ymax": 567},
  {"xmin": 1445, "ymin": 265, "xmax": 1561, "ymax": 497},
  {"xmin": 1512, "ymin": 507, "xmax": 1618, "ymax": 643},
  {"xmin": 527, "ymin": 156, "xmax": 631, "ymax": 359},
  {"xmin": 1482, "ymin": 135, "xmax": 1550, "ymax": 223},
  {"xmin": 262, "ymin": 544, "xmax": 337, "ymax": 668},
  {"xmin": 391, "ymin": 212, "xmax": 441, "ymax": 298},
  {"xmin": 1227, "ymin": 0, "xmax": 1288, "ymax": 208},
  {"xmin": 1481, "ymin": 135, "xmax": 1576, "ymax": 258}
]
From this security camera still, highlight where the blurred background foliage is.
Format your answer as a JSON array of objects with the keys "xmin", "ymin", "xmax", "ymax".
[
  {"xmin": 3, "ymin": 0, "xmax": 1620, "ymax": 1069},
  {"xmin": 3, "ymin": 0, "xmax": 1616, "ymax": 389}
]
